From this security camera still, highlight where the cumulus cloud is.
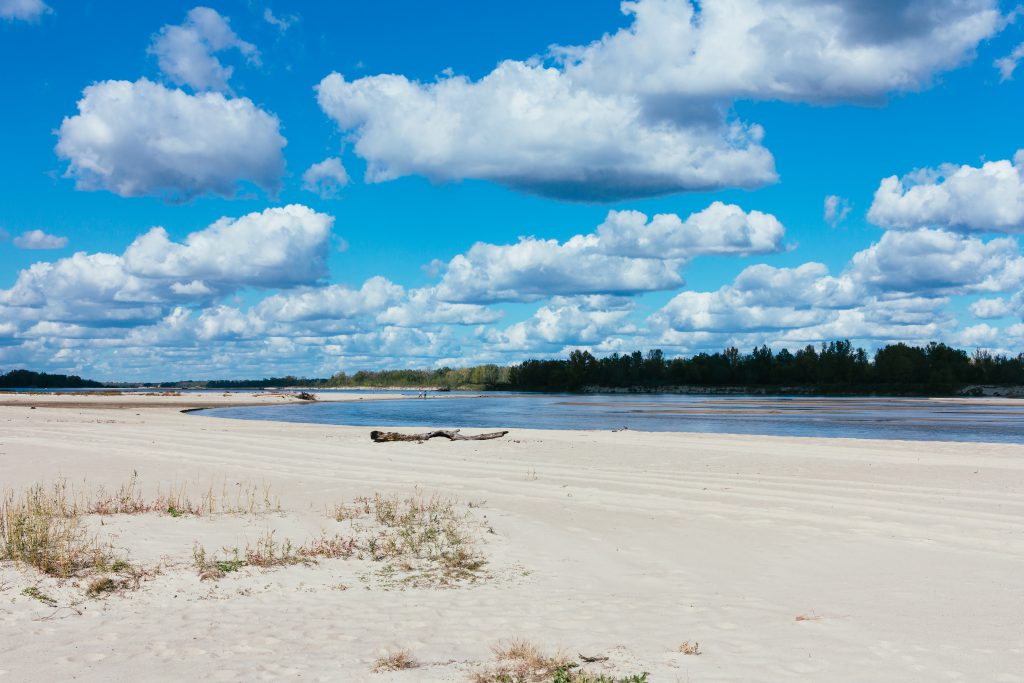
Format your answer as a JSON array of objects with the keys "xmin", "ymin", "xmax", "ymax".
[
  {"xmin": 317, "ymin": 66, "xmax": 775, "ymax": 201},
  {"xmin": 255, "ymin": 276, "xmax": 402, "ymax": 323},
  {"xmin": 651, "ymin": 226, "xmax": 1024, "ymax": 345},
  {"xmin": 56, "ymin": 79, "xmax": 286, "ymax": 200},
  {"xmin": 0, "ymin": 205, "xmax": 332, "ymax": 325},
  {"xmin": 123, "ymin": 205, "xmax": 333, "ymax": 290},
  {"xmin": 849, "ymin": 229, "xmax": 1024, "ymax": 294},
  {"xmin": 317, "ymin": 0, "xmax": 1002, "ymax": 200},
  {"xmin": 302, "ymin": 157, "xmax": 349, "ymax": 198},
  {"xmin": 436, "ymin": 238, "xmax": 684, "ymax": 303},
  {"xmin": 149, "ymin": 6, "xmax": 258, "ymax": 93},
  {"xmin": 969, "ymin": 297, "xmax": 1012, "ymax": 319},
  {"xmin": 867, "ymin": 151, "xmax": 1024, "ymax": 232},
  {"xmin": 995, "ymin": 42, "xmax": 1024, "ymax": 80},
  {"xmin": 12, "ymin": 229, "xmax": 68, "ymax": 249},
  {"xmin": 652, "ymin": 263, "xmax": 851, "ymax": 333},
  {"xmin": 0, "ymin": 0, "xmax": 49, "ymax": 21},
  {"xmin": 560, "ymin": 0, "xmax": 1002, "ymax": 103},
  {"xmin": 954, "ymin": 323, "xmax": 1001, "ymax": 347},
  {"xmin": 824, "ymin": 195, "xmax": 851, "ymax": 227},
  {"xmin": 435, "ymin": 203, "xmax": 785, "ymax": 302},
  {"xmin": 377, "ymin": 287, "xmax": 502, "ymax": 327},
  {"xmin": 593, "ymin": 203, "xmax": 785, "ymax": 258},
  {"xmin": 485, "ymin": 297, "xmax": 636, "ymax": 352}
]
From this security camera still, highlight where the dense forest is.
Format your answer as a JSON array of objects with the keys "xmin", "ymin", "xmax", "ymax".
[
  {"xmin": 507, "ymin": 342, "xmax": 1024, "ymax": 393},
  {"xmin": 0, "ymin": 369, "xmax": 104, "ymax": 389}
]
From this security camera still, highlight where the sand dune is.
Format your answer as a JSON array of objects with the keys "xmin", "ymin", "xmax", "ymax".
[{"xmin": 1, "ymin": 394, "xmax": 1023, "ymax": 682}]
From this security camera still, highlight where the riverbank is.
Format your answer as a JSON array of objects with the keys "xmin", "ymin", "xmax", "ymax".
[{"xmin": 1, "ymin": 394, "xmax": 1022, "ymax": 681}]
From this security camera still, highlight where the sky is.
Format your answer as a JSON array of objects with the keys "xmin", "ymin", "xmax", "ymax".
[{"xmin": 1, "ymin": 0, "xmax": 1023, "ymax": 381}]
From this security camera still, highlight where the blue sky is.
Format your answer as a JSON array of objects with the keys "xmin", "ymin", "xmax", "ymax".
[{"xmin": 1, "ymin": 0, "xmax": 1023, "ymax": 380}]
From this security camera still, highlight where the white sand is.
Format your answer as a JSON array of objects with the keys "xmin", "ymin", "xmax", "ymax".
[{"xmin": 1, "ymin": 393, "xmax": 1023, "ymax": 682}]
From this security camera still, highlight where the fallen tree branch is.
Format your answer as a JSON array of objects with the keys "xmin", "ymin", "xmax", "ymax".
[{"xmin": 370, "ymin": 429, "xmax": 509, "ymax": 443}]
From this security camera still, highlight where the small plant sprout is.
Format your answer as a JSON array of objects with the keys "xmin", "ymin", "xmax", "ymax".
[{"xmin": 20, "ymin": 586, "xmax": 57, "ymax": 607}]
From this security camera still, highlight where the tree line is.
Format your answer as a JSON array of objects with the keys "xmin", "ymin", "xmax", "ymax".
[
  {"xmin": 0, "ymin": 369, "xmax": 104, "ymax": 389},
  {"xmin": 506, "ymin": 342, "xmax": 1024, "ymax": 392},
  {"xmin": 4, "ymin": 341, "xmax": 1023, "ymax": 393}
]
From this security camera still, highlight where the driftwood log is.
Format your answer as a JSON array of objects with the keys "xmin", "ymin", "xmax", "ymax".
[{"xmin": 370, "ymin": 429, "xmax": 509, "ymax": 443}]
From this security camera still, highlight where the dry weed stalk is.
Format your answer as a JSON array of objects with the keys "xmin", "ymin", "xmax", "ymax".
[{"xmin": 372, "ymin": 648, "xmax": 418, "ymax": 673}]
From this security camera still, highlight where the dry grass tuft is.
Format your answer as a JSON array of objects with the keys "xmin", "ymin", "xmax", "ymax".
[
  {"xmin": 471, "ymin": 640, "xmax": 650, "ymax": 682},
  {"xmin": 372, "ymin": 648, "xmax": 418, "ymax": 673},
  {"xmin": 795, "ymin": 614, "xmax": 822, "ymax": 622},
  {"xmin": 86, "ymin": 576, "xmax": 117, "ymax": 597},
  {"xmin": 470, "ymin": 639, "xmax": 572, "ymax": 683},
  {"xmin": 332, "ymin": 492, "xmax": 486, "ymax": 586},
  {"xmin": 193, "ymin": 529, "xmax": 359, "ymax": 578},
  {"xmin": 86, "ymin": 473, "xmax": 281, "ymax": 517},
  {"xmin": 677, "ymin": 641, "xmax": 701, "ymax": 655},
  {"xmin": 1, "ymin": 482, "xmax": 117, "ymax": 577}
]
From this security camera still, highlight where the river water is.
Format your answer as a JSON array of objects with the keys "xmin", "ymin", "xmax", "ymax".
[{"xmin": 197, "ymin": 393, "xmax": 1024, "ymax": 444}]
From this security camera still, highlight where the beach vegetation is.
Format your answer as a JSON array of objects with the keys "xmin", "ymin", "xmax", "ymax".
[
  {"xmin": 471, "ymin": 641, "xmax": 649, "ymax": 683},
  {"xmin": 86, "ymin": 576, "xmax": 117, "ymax": 597},
  {"xmin": 193, "ymin": 530, "xmax": 359, "ymax": 578},
  {"xmin": 1, "ymin": 482, "xmax": 117, "ymax": 578},
  {"xmin": 332, "ymin": 492, "xmax": 487, "ymax": 585},
  {"xmin": 677, "ymin": 641, "xmax": 701, "ymax": 655},
  {"xmin": 82, "ymin": 474, "xmax": 281, "ymax": 517},
  {"xmin": 20, "ymin": 586, "xmax": 57, "ymax": 606},
  {"xmin": 372, "ymin": 648, "xmax": 418, "ymax": 672}
]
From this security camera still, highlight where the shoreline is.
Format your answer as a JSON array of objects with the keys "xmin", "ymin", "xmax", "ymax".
[{"xmin": 1, "ymin": 394, "xmax": 1022, "ymax": 681}]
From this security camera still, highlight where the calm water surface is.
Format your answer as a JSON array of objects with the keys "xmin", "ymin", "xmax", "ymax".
[{"xmin": 198, "ymin": 393, "xmax": 1024, "ymax": 444}]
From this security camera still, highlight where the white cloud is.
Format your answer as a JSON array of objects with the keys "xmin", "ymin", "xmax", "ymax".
[
  {"xmin": 12, "ymin": 229, "xmax": 68, "ymax": 249},
  {"xmin": 652, "ymin": 265, "xmax": 844, "ymax": 333},
  {"xmin": 56, "ymin": 79, "xmax": 286, "ymax": 200},
  {"xmin": 0, "ymin": 252, "xmax": 163, "ymax": 325},
  {"xmin": 954, "ymin": 323, "xmax": 1001, "ymax": 347},
  {"xmin": 377, "ymin": 287, "xmax": 502, "ymax": 327},
  {"xmin": 302, "ymin": 157, "xmax": 350, "ymax": 198},
  {"xmin": 435, "ymin": 203, "xmax": 785, "ymax": 302},
  {"xmin": 317, "ymin": 65, "xmax": 775, "ymax": 201},
  {"xmin": 438, "ymin": 237, "xmax": 684, "ymax": 303},
  {"xmin": 650, "ymin": 226, "xmax": 1024, "ymax": 344},
  {"xmin": 149, "ymin": 7, "xmax": 258, "ymax": 93},
  {"xmin": 560, "ymin": 0, "xmax": 1002, "ymax": 103},
  {"xmin": 849, "ymin": 229, "xmax": 1024, "ymax": 294},
  {"xmin": 0, "ymin": 0, "xmax": 49, "ymax": 21},
  {"xmin": 824, "ymin": 194, "xmax": 851, "ymax": 227},
  {"xmin": 263, "ymin": 8, "xmax": 296, "ymax": 32},
  {"xmin": 316, "ymin": 1, "xmax": 1002, "ymax": 200},
  {"xmin": 123, "ymin": 204, "xmax": 332, "ymax": 290},
  {"xmin": 0, "ymin": 205, "xmax": 332, "ymax": 326},
  {"xmin": 593, "ymin": 203, "xmax": 785, "ymax": 258},
  {"xmin": 969, "ymin": 297, "xmax": 1012, "ymax": 319},
  {"xmin": 867, "ymin": 151, "xmax": 1024, "ymax": 232},
  {"xmin": 486, "ymin": 298, "xmax": 636, "ymax": 351},
  {"xmin": 255, "ymin": 276, "xmax": 402, "ymax": 323},
  {"xmin": 995, "ymin": 42, "xmax": 1024, "ymax": 80}
]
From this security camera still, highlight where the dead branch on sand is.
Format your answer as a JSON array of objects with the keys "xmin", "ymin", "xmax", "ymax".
[{"xmin": 370, "ymin": 429, "xmax": 509, "ymax": 443}]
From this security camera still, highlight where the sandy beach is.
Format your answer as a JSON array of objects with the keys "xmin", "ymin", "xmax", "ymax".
[{"xmin": 1, "ymin": 393, "xmax": 1022, "ymax": 682}]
